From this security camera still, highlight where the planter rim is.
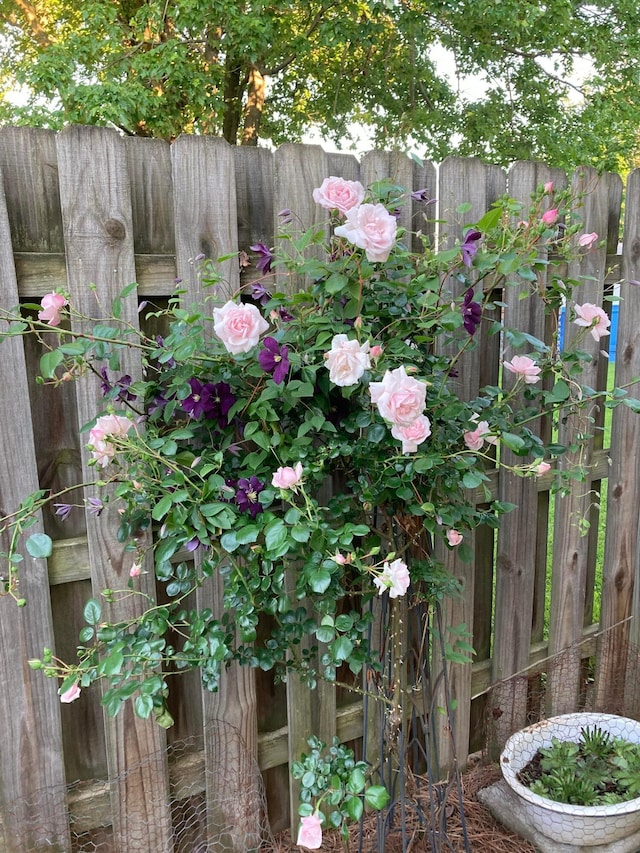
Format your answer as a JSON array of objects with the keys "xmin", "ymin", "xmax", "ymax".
[{"xmin": 501, "ymin": 712, "xmax": 640, "ymax": 817}]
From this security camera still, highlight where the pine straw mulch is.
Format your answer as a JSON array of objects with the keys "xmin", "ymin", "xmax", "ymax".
[{"xmin": 269, "ymin": 762, "xmax": 537, "ymax": 853}]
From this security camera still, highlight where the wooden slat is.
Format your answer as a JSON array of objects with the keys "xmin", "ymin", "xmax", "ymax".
[
  {"xmin": 0, "ymin": 153, "xmax": 71, "ymax": 853},
  {"xmin": 172, "ymin": 134, "xmax": 261, "ymax": 851},
  {"xmin": 548, "ymin": 168, "xmax": 621, "ymax": 715},
  {"xmin": 56, "ymin": 125, "xmax": 172, "ymax": 852},
  {"xmin": 490, "ymin": 162, "xmax": 565, "ymax": 749},
  {"xmin": 433, "ymin": 157, "xmax": 506, "ymax": 771},
  {"xmin": 597, "ymin": 167, "xmax": 640, "ymax": 714},
  {"xmin": 272, "ymin": 143, "xmax": 335, "ymax": 828},
  {"xmin": 0, "ymin": 126, "xmax": 109, "ymax": 784}
]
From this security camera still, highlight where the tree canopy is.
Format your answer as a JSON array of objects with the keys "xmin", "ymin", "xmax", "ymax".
[{"xmin": 1, "ymin": 0, "xmax": 639, "ymax": 170}]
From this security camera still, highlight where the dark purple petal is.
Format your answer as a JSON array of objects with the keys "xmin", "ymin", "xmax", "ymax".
[
  {"xmin": 185, "ymin": 537, "xmax": 200, "ymax": 552},
  {"xmin": 462, "ymin": 288, "xmax": 482, "ymax": 336},
  {"xmin": 235, "ymin": 476, "xmax": 265, "ymax": 518},
  {"xmin": 54, "ymin": 503, "xmax": 72, "ymax": 521},
  {"xmin": 461, "ymin": 229, "xmax": 482, "ymax": 267},
  {"xmin": 249, "ymin": 242, "xmax": 274, "ymax": 275},
  {"xmin": 251, "ymin": 280, "xmax": 271, "ymax": 305},
  {"xmin": 207, "ymin": 382, "xmax": 236, "ymax": 427},
  {"xmin": 259, "ymin": 337, "xmax": 289, "ymax": 385},
  {"xmin": 279, "ymin": 306, "xmax": 294, "ymax": 323},
  {"xmin": 411, "ymin": 188, "xmax": 436, "ymax": 203},
  {"xmin": 100, "ymin": 367, "xmax": 112, "ymax": 396}
]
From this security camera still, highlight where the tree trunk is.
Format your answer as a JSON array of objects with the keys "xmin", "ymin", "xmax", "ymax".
[
  {"xmin": 241, "ymin": 65, "xmax": 266, "ymax": 146},
  {"xmin": 222, "ymin": 57, "xmax": 245, "ymax": 145}
]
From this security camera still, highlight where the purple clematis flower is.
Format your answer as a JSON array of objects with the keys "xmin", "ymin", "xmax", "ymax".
[
  {"xmin": 462, "ymin": 288, "xmax": 482, "ymax": 335},
  {"xmin": 208, "ymin": 382, "xmax": 236, "ymax": 428},
  {"xmin": 181, "ymin": 378, "xmax": 217, "ymax": 419},
  {"xmin": 258, "ymin": 337, "xmax": 290, "ymax": 385},
  {"xmin": 251, "ymin": 280, "xmax": 271, "ymax": 305},
  {"xmin": 249, "ymin": 242, "xmax": 275, "ymax": 275},
  {"xmin": 54, "ymin": 503, "xmax": 73, "ymax": 521},
  {"xmin": 279, "ymin": 306, "xmax": 294, "ymax": 323},
  {"xmin": 411, "ymin": 188, "xmax": 436, "ymax": 204},
  {"xmin": 235, "ymin": 476, "xmax": 265, "ymax": 518},
  {"xmin": 86, "ymin": 497, "xmax": 104, "ymax": 517},
  {"xmin": 461, "ymin": 230, "xmax": 482, "ymax": 267}
]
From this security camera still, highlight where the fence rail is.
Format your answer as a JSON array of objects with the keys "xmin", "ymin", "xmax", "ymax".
[{"xmin": 0, "ymin": 126, "xmax": 639, "ymax": 852}]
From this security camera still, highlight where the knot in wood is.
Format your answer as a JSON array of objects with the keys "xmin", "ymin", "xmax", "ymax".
[{"xmin": 104, "ymin": 218, "xmax": 126, "ymax": 241}]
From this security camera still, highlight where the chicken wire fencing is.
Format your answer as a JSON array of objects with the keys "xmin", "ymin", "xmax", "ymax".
[{"xmin": 2, "ymin": 621, "xmax": 640, "ymax": 853}]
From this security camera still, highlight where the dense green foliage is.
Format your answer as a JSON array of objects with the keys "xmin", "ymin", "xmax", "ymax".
[{"xmin": 1, "ymin": 0, "xmax": 640, "ymax": 169}]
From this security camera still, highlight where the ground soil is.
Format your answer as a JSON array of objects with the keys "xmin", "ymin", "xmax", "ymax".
[{"xmin": 269, "ymin": 762, "xmax": 537, "ymax": 852}]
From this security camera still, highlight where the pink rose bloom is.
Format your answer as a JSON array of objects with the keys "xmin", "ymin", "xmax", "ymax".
[
  {"xmin": 60, "ymin": 682, "xmax": 81, "ymax": 703},
  {"xmin": 373, "ymin": 558, "xmax": 410, "ymax": 598},
  {"xmin": 213, "ymin": 300, "xmax": 269, "ymax": 354},
  {"xmin": 541, "ymin": 208, "xmax": 559, "ymax": 225},
  {"xmin": 370, "ymin": 344, "xmax": 383, "ymax": 358},
  {"xmin": 463, "ymin": 419, "xmax": 494, "ymax": 451},
  {"xmin": 573, "ymin": 303, "xmax": 611, "ymax": 341},
  {"xmin": 446, "ymin": 529, "xmax": 463, "ymax": 547},
  {"xmin": 334, "ymin": 202, "xmax": 397, "ymax": 262},
  {"xmin": 578, "ymin": 232, "xmax": 598, "ymax": 249},
  {"xmin": 333, "ymin": 552, "xmax": 348, "ymax": 565},
  {"xmin": 88, "ymin": 414, "xmax": 135, "ymax": 467},
  {"xmin": 503, "ymin": 355, "xmax": 542, "ymax": 384},
  {"xmin": 324, "ymin": 334, "xmax": 370, "ymax": 386},
  {"xmin": 297, "ymin": 814, "xmax": 323, "ymax": 850},
  {"xmin": 272, "ymin": 462, "xmax": 303, "ymax": 490},
  {"xmin": 369, "ymin": 366, "xmax": 426, "ymax": 427},
  {"xmin": 544, "ymin": 181, "xmax": 554, "ymax": 194},
  {"xmin": 391, "ymin": 414, "xmax": 432, "ymax": 453},
  {"xmin": 534, "ymin": 461, "xmax": 551, "ymax": 476},
  {"xmin": 129, "ymin": 562, "xmax": 142, "ymax": 578},
  {"xmin": 38, "ymin": 292, "xmax": 68, "ymax": 327},
  {"xmin": 312, "ymin": 176, "xmax": 365, "ymax": 216}
]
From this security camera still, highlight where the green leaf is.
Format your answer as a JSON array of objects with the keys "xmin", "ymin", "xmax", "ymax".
[
  {"xmin": 152, "ymin": 494, "xmax": 173, "ymax": 521},
  {"xmin": 345, "ymin": 795, "xmax": 364, "ymax": 821},
  {"xmin": 134, "ymin": 694, "xmax": 154, "ymax": 719},
  {"xmin": 364, "ymin": 785, "xmax": 390, "ymax": 810},
  {"xmin": 331, "ymin": 636, "xmax": 354, "ymax": 663},
  {"xmin": 264, "ymin": 519, "xmax": 288, "ymax": 556},
  {"xmin": 39, "ymin": 350, "xmax": 64, "ymax": 379},
  {"xmin": 25, "ymin": 532, "xmax": 52, "ymax": 559},
  {"xmin": 220, "ymin": 531, "xmax": 239, "ymax": 552},
  {"xmin": 346, "ymin": 767, "xmax": 366, "ymax": 794},
  {"xmin": 308, "ymin": 568, "xmax": 331, "ymax": 593},
  {"xmin": 83, "ymin": 598, "xmax": 102, "ymax": 625}
]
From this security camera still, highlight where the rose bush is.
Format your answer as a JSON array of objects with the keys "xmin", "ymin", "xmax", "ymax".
[{"xmin": 0, "ymin": 176, "xmax": 634, "ymax": 836}]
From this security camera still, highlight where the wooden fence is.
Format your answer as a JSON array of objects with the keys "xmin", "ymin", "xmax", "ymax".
[{"xmin": 1, "ymin": 126, "xmax": 640, "ymax": 852}]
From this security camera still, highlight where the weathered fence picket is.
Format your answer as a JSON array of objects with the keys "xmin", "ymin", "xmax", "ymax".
[{"xmin": 0, "ymin": 127, "xmax": 639, "ymax": 850}]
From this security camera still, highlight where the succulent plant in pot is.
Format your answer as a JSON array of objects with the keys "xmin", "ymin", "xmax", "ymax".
[{"xmin": 501, "ymin": 713, "xmax": 640, "ymax": 846}]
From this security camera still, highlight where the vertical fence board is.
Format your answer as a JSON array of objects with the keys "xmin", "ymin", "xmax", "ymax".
[
  {"xmin": 597, "ymin": 168, "xmax": 640, "ymax": 713},
  {"xmin": 56, "ymin": 126, "xmax": 172, "ymax": 852},
  {"xmin": 0, "ymin": 168, "xmax": 71, "ymax": 853},
  {"xmin": 272, "ymin": 143, "xmax": 337, "ymax": 828},
  {"xmin": 490, "ymin": 162, "xmax": 564, "ymax": 747},
  {"xmin": 0, "ymin": 127, "xmax": 109, "ymax": 783},
  {"xmin": 434, "ymin": 157, "xmax": 506, "ymax": 770},
  {"xmin": 172, "ymin": 135, "xmax": 261, "ymax": 851},
  {"xmin": 548, "ymin": 169, "xmax": 619, "ymax": 715}
]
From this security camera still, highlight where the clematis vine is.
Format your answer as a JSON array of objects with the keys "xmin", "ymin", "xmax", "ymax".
[
  {"xmin": 461, "ymin": 230, "xmax": 481, "ymax": 267},
  {"xmin": 259, "ymin": 337, "xmax": 290, "ymax": 385}
]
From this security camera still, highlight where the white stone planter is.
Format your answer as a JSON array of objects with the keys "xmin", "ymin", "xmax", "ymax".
[{"xmin": 500, "ymin": 712, "xmax": 640, "ymax": 846}]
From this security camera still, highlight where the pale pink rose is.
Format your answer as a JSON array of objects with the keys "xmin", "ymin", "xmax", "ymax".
[
  {"xmin": 446, "ymin": 529, "xmax": 463, "ymax": 547},
  {"xmin": 373, "ymin": 558, "xmax": 410, "ymax": 599},
  {"xmin": 503, "ymin": 355, "xmax": 542, "ymax": 384},
  {"xmin": 573, "ymin": 303, "xmax": 611, "ymax": 341},
  {"xmin": 334, "ymin": 202, "xmax": 397, "ymax": 262},
  {"xmin": 271, "ymin": 462, "xmax": 303, "ymax": 490},
  {"xmin": 463, "ymin": 420, "xmax": 494, "ymax": 451},
  {"xmin": 312, "ymin": 176, "xmax": 365, "ymax": 216},
  {"xmin": 534, "ymin": 461, "xmax": 551, "ymax": 476},
  {"xmin": 38, "ymin": 292, "xmax": 68, "ymax": 327},
  {"xmin": 324, "ymin": 334, "xmax": 371, "ymax": 386},
  {"xmin": 578, "ymin": 232, "xmax": 598, "ymax": 249},
  {"xmin": 60, "ymin": 682, "xmax": 81, "ymax": 703},
  {"xmin": 88, "ymin": 414, "xmax": 135, "ymax": 467},
  {"xmin": 333, "ymin": 552, "xmax": 348, "ymax": 565},
  {"xmin": 129, "ymin": 562, "xmax": 142, "ymax": 578},
  {"xmin": 369, "ymin": 366, "xmax": 427, "ymax": 427},
  {"xmin": 544, "ymin": 181, "xmax": 554, "ymax": 194},
  {"xmin": 370, "ymin": 345, "xmax": 383, "ymax": 358},
  {"xmin": 541, "ymin": 208, "xmax": 559, "ymax": 225},
  {"xmin": 391, "ymin": 414, "xmax": 432, "ymax": 453},
  {"xmin": 213, "ymin": 300, "xmax": 269, "ymax": 354},
  {"xmin": 297, "ymin": 813, "xmax": 323, "ymax": 849}
]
